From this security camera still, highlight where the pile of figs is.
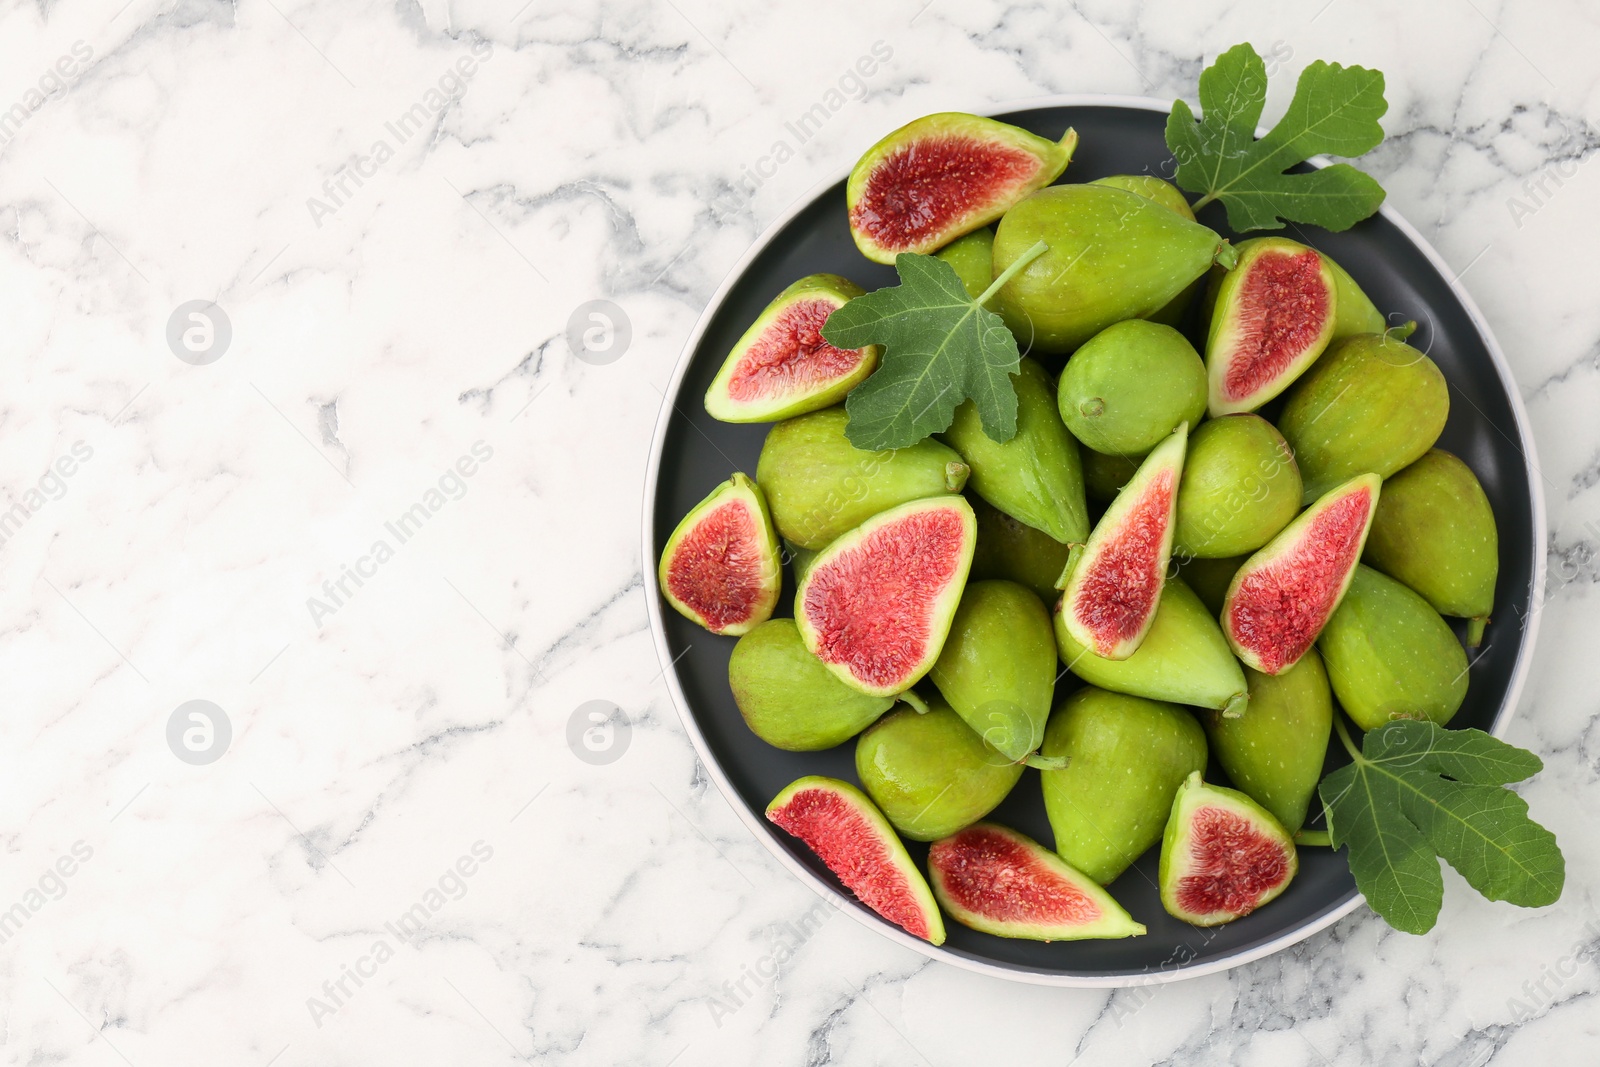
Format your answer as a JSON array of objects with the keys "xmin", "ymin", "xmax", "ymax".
[{"xmin": 657, "ymin": 112, "xmax": 1499, "ymax": 946}]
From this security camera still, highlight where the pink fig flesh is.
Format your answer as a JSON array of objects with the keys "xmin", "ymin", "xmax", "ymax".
[
  {"xmin": 1207, "ymin": 240, "xmax": 1336, "ymax": 416},
  {"xmin": 658, "ymin": 473, "xmax": 781, "ymax": 636}
]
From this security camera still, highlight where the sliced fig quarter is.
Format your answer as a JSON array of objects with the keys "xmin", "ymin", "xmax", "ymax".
[
  {"xmin": 928, "ymin": 823, "xmax": 1145, "ymax": 941},
  {"xmin": 658, "ymin": 472, "xmax": 781, "ymax": 636},
  {"xmin": 847, "ymin": 113, "xmax": 1077, "ymax": 264},
  {"xmin": 766, "ymin": 776, "xmax": 945, "ymax": 945},
  {"xmin": 705, "ymin": 275, "xmax": 878, "ymax": 423},
  {"xmin": 1159, "ymin": 771, "xmax": 1298, "ymax": 926},
  {"xmin": 1059, "ymin": 425, "xmax": 1187, "ymax": 660},
  {"xmin": 1206, "ymin": 237, "xmax": 1337, "ymax": 416},
  {"xmin": 796, "ymin": 496, "xmax": 977, "ymax": 696},
  {"xmin": 1222, "ymin": 473, "xmax": 1380, "ymax": 675}
]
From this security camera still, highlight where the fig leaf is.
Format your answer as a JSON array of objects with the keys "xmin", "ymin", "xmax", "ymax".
[
  {"xmin": 1167, "ymin": 42, "xmax": 1388, "ymax": 232},
  {"xmin": 1319, "ymin": 717, "xmax": 1563, "ymax": 934}
]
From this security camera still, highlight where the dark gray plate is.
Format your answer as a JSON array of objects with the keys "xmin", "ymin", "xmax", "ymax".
[{"xmin": 642, "ymin": 97, "xmax": 1545, "ymax": 985}]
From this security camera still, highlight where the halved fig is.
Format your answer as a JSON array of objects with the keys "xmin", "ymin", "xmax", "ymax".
[
  {"xmin": 766, "ymin": 775, "xmax": 945, "ymax": 944},
  {"xmin": 796, "ymin": 496, "xmax": 976, "ymax": 696},
  {"xmin": 929, "ymin": 823, "xmax": 1145, "ymax": 941},
  {"xmin": 847, "ymin": 113, "xmax": 1076, "ymax": 264},
  {"xmin": 1222, "ymin": 473, "xmax": 1380, "ymax": 675},
  {"xmin": 1206, "ymin": 237, "xmax": 1337, "ymax": 416},
  {"xmin": 1159, "ymin": 771, "xmax": 1297, "ymax": 926},
  {"xmin": 705, "ymin": 275, "xmax": 879, "ymax": 423},
  {"xmin": 658, "ymin": 472, "xmax": 781, "ymax": 635},
  {"xmin": 1059, "ymin": 425, "xmax": 1187, "ymax": 660}
]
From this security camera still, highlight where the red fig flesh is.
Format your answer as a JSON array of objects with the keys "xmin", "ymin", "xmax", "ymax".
[
  {"xmin": 1223, "ymin": 473, "xmax": 1380, "ymax": 675},
  {"xmin": 1206, "ymin": 237, "xmax": 1337, "ymax": 416},
  {"xmin": 1160, "ymin": 772, "xmax": 1297, "ymax": 925},
  {"xmin": 796, "ymin": 496, "xmax": 976, "ymax": 696},
  {"xmin": 658, "ymin": 473, "xmax": 781, "ymax": 635},
  {"xmin": 847, "ymin": 113, "xmax": 1076, "ymax": 264},
  {"xmin": 1059, "ymin": 426, "xmax": 1187, "ymax": 660},
  {"xmin": 767, "ymin": 776, "xmax": 945, "ymax": 944}
]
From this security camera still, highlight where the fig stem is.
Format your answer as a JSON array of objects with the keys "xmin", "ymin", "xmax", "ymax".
[
  {"xmin": 1214, "ymin": 241, "xmax": 1238, "ymax": 270},
  {"xmin": 1054, "ymin": 542, "xmax": 1085, "ymax": 591},
  {"xmin": 898, "ymin": 690, "xmax": 931, "ymax": 715},
  {"xmin": 1221, "ymin": 691, "xmax": 1249, "ymax": 719},
  {"xmin": 1466, "ymin": 616, "xmax": 1487, "ymax": 647},
  {"xmin": 1333, "ymin": 714, "xmax": 1364, "ymax": 761},
  {"xmin": 1387, "ymin": 319, "xmax": 1419, "ymax": 341},
  {"xmin": 1294, "ymin": 829, "xmax": 1333, "ymax": 847},
  {"xmin": 976, "ymin": 240, "xmax": 1049, "ymax": 308},
  {"xmin": 1023, "ymin": 752, "xmax": 1069, "ymax": 771}
]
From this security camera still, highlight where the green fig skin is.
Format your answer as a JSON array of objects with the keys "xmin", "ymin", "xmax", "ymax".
[
  {"xmin": 969, "ymin": 496, "xmax": 1074, "ymax": 606},
  {"xmin": 1317, "ymin": 565, "xmax": 1469, "ymax": 731},
  {"xmin": 1322, "ymin": 252, "xmax": 1387, "ymax": 340},
  {"xmin": 1159, "ymin": 771, "xmax": 1297, "ymax": 925},
  {"xmin": 1173, "ymin": 414, "xmax": 1303, "ymax": 559},
  {"xmin": 930, "ymin": 580, "xmax": 1057, "ymax": 762},
  {"xmin": 1058, "ymin": 320, "xmax": 1207, "ymax": 455},
  {"xmin": 992, "ymin": 184, "xmax": 1234, "ymax": 353},
  {"xmin": 942, "ymin": 359, "xmax": 1089, "ymax": 544},
  {"xmin": 1176, "ymin": 554, "xmax": 1247, "ymax": 617},
  {"xmin": 728, "ymin": 619, "xmax": 895, "ymax": 750},
  {"xmin": 756, "ymin": 408, "xmax": 969, "ymax": 550},
  {"xmin": 1091, "ymin": 176, "xmax": 1201, "ymax": 327},
  {"xmin": 1081, "ymin": 447, "xmax": 1142, "ymax": 503},
  {"xmin": 1040, "ymin": 687, "xmax": 1208, "ymax": 884},
  {"xmin": 1203, "ymin": 649, "xmax": 1333, "ymax": 834},
  {"xmin": 1363, "ymin": 449, "xmax": 1498, "ymax": 642},
  {"xmin": 855, "ymin": 699, "xmax": 1024, "ymax": 842},
  {"xmin": 936, "ymin": 228, "xmax": 995, "ymax": 299},
  {"xmin": 1054, "ymin": 576, "xmax": 1249, "ymax": 715},
  {"xmin": 1278, "ymin": 333, "xmax": 1449, "ymax": 504}
]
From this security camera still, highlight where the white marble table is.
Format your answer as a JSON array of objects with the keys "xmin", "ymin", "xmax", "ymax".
[{"xmin": 4, "ymin": 0, "xmax": 1597, "ymax": 1062}]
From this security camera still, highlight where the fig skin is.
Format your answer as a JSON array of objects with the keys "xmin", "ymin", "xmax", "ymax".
[
  {"xmin": 929, "ymin": 580, "xmax": 1057, "ymax": 763},
  {"xmin": 968, "ymin": 496, "xmax": 1074, "ymax": 606},
  {"xmin": 1058, "ymin": 320, "xmax": 1207, "ymax": 455},
  {"xmin": 1159, "ymin": 771, "xmax": 1297, "ymax": 925},
  {"xmin": 1081, "ymin": 447, "xmax": 1142, "ymax": 503},
  {"xmin": 729, "ymin": 619, "xmax": 894, "ymax": 750},
  {"xmin": 1090, "ymin": 175, "xmax": 1202, "ymax": 327},
  {"xmin": 1322, "ymin": 252, "xmax": 1388, "ymax": 340},
  {"xmin": 1203, "ymin": 649, "xmax": 1334, "ymax": 834},
  {"xmin": 1176, "ymin": 553, "xmax": 1247, "ymax": 617},
  {"xmin": 1278, "ymin": 332, "xmax": 1449, "ymax": 504},
  {"xmin": 992, "ymin": 184, "xmax": 1235, "ymax": 353},
  {"xmin": 704, "ymin": 274, "xmax": 877, "ymax": 423},
  {"xmin": 855, "ymin": 698, "xmax": 1023, "ymax": 842},
  {"xmin": 1363, "ymin": 449, "xmax": 1498, "ymax": 644},
  {"xmin": 658, "ymin": 472, "xmax": 782, "ymax": 635},
  {"xmin": 935, "ymin": 227, "xmax": 995, "ymax": 299},
  {"xmin": 847, "ymin": 113, "xmax": 1076, "ymax": 264},
  {"xmin": 757, "ymin": 407, "xmax": 968, "ymax": 550},
  {"xmin": 1317, "ymin": 565, "xmax": 1469, "ymax": 730},
  {"xmin": 1039, "ymin": 686, "xmax": 1208, "ymax": 885},
  {"xmin": 1173, "ymin": 414, "xmax": 1303, "ymax": 559},
  {"xmin": 1054, "ymin": 576, "xmax": 1249, "ymax": 716},
  {"xmin": 942, "ymin": 358, "xmax": 1089, "ymax": 545}
]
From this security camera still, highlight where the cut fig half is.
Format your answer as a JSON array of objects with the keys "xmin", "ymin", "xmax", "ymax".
[
  {"xmin": 766, "ymin": 776, "xmax": 946, "ymax": 945},
  {"xmin": 1059, "ymin": 425, "xmax": 1187, "ymax": 660},
  {"xmin": 1222, "ymin": 473, "xmax": 1380, "ymax": 675},
  {"xmin": 705, "ymin": 275, "xmax": 879, "ymax": 423},
  {"xmin": 847, "ymin": 113, "xmax": 1077, "ymax": 264},
  {"xmin": 1206, "ymin": 237, "xmax": 1337, "ymax": 416},
  {"xmin": 796, "ymin": 496, "xmax": 977, "ymax": 696},
  {"xmin": 658, "ymin": 472, "xmax": 781, "ymax": 636},
  {"xmin": 1159, "ymin": 771, "xmax": 1297, "ymax": 926},
  {"xmin": 929, "ymin": 823, "xmax": 1146, "ymax": 941}
]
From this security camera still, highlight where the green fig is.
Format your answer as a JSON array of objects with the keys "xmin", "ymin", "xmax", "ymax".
[
  {"xmin": 783, "ymin": 538, "xmax": 818, "ymax": 585},
  {"xmin": 935, "ymin": 227, "xmax": 995, "ymax": 299},
  {"xmin": 1040, "ymin": 687, "xmax": 1208, "ymax": 884},
  {"xmin": 969, "ymin": 496, "xmax": 1074, "ymax": 606},
  {"xmin": 1317, "ymin": 565, "xmax": 1469, "ymax": 730},
  {"xmin": 1081, "ymin": 447, "xmax": 1142, "ymax": 502},
  {"xmin": 1278, "ymin": 332, "xmax": 1449, "ymax": 504},
  {"xmin": 1173, "ymin": 414, "xmax": 1302, "ymax": 558},
  {"xmin": 1057, "ymin": 320, "xmax": 1207, "ymax": 455},
  {"xmin": 1090, "ymin": 175, "xmax": 1202, "ymax": 327},
  {"xmin": 929, "ymin": 580, "xmax": 1056, "ymax": 762},
  {"xmin": 1176, "ymin": 554, "xmax": 1246, "ymax": 617},
  {"xmin": 658, "ymin": 472, "xmax": 782, "ymax": 636},
  {"xmin": 1321, "ymin": 252, "xmax": 1387, "ymax": 340},
  {"xmin": 1363, "ymin": 449, "xmax": 1499, "ymax": 645},
  {"xmin": 855, "ymin": 698, "xmax": 1024, "ymax": 841},
  {"xmin": 1159, "ymin": 771, "xmax": 1297, "ymax": 925},
  {"xmin": 1054, "ymin": 576, "xmax": 1249, "ymax": 716},
  {"xmin": 1203, "ymin": 649, "xmax": 1333, "ymax": 834},
  {"xmin": 728, "ymin": 619, "xmax": 894, "ymax": 750},
  {"xmin": 942, "ymin": 358, "xmax": 1089, "ymax": 544},
  {"xmin": 991, "ymin": 184, "xmax": 1236, "ymax": 352},
  {"xmin": 756, "ymin": 407, "xmax": 969, "ymax": 550}
]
